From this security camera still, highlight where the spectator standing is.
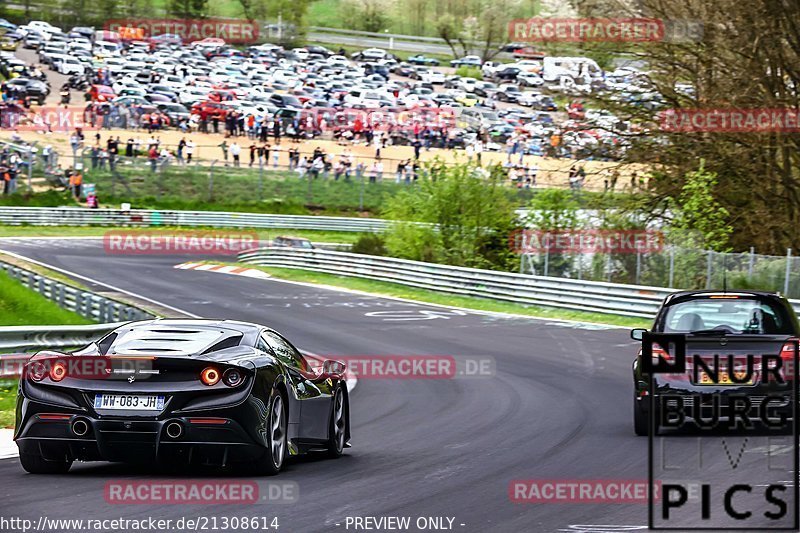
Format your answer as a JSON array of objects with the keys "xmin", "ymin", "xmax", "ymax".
[
  {"xmin": 185, "ymin": 139, "xmax": 195, "ymax": 163},
  {"xmin": 219, "ymin": 140, "xmax": 229, "ymax": 165},
  {"xmin": 69, "ymin": 169, "xmax": 83, "ymax": 199},
  {"xmin": 177, "ymin": 137, "xmax": 186, "ymax": 164},
  {"xmin": 148, "ymin": 145, "xmax": 158, "ymax": 172},
  {"xmin": 230, "ymin": 142, "xmax": 241, "ymax": 167}
]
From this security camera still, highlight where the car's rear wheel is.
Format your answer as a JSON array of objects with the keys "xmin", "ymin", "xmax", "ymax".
[
  {"xmin": 19, "ymin": 452, "xmax": 72, "ymax": 474},
  {"xmin": 256, "ymin": 392, "xmax": 287, "ymax": 475},
  {"xmin": 327, "ymin": 388, "xmax": 346, "ymax": 458}
]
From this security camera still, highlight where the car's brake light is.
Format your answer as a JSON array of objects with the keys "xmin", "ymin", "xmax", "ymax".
[
  {"xmin": 28, "ymin": 361, "xmax": 47, "ymax": 382},
  {"xmin": 780, "ymin": 338, "xmax": 798, "ymax": 360},
  {"xmin": 200, "ymin": 367, "xmax": 220, "ymax": 386},
  {"xmin": 50, "ymin": 361, "xmax": 67, "ymax": 382},
  {"xmin": 639, "ymin": 342, "xmax": 670, "ymax": 363}
]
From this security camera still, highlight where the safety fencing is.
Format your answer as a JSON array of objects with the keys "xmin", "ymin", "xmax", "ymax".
[
  {"xmin": 0, "ymin": 206, "xmax": 391, "ymax": 232},
  {"xmin": 237, "ymin": 247, "xmax": 800, "ymax": 319}
]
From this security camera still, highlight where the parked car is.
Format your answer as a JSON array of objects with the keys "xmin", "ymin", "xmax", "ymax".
[
  {"xmin": 407, "ymin": 54, "xmax": 440, "ymax": 66},
  {"xmin": 450, "ymin": 55, "xmax": 482, "ymax": 68},
  {"xmin": 4, "ymin": 77, "xmax": 49, "ymax": 104}
]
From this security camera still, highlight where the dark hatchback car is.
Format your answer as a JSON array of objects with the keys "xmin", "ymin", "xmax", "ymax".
[
  {"xmin": 631, "ymin": 290, "xmax": 800, "ymax": 435},
  {"xmin": 4, "ymin": 77, "xmax": 49, "ymax": 104}
]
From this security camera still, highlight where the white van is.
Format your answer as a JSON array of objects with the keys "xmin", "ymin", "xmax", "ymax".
[
  {"xmin": 541, "ymin": 57, "xmax": 603, "ymax": 83},
  {"xmin": 93, "ymin": 40, "xmax": 121, "ymax": 56}
]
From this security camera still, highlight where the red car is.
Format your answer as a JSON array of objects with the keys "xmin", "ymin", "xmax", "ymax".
[
  {"xmin": 87, "ymin": 85, "xmax": 116, "ymax": 103},
  {"xmin": 512, "ymin": 47, "xmax": 546, "ymax": 60},
  {"xmin": 191, "ymin": 100, "xmax": 232, "ymax": 120}
]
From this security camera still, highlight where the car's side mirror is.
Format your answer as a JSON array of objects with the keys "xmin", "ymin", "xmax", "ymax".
[
  {"xmin": 630, "ymin": 328, "xmax": 647, "ymax": 341},
  {"xmin": 321, "ymin": 359, "xmax": 347, "ymax": 379}
]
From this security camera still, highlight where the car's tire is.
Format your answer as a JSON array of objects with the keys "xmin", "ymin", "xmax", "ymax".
[
  {"xmin": 256, "ymin": 392, "xmax": 287, "ymax": 475},
  {"xmin": 19, "ymin": 452, "xmax": 72, "ymax": 474},
  {"xmin": 327, "ymin": 387, "xmax": 346, "ymax": 458},
  {"xmin": 633, "ymin": 397, "xmax": 656, "ymax": 436}
]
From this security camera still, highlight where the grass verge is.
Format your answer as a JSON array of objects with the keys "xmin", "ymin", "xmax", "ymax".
[
  {"xmin": 231, "ymin": 263, "xmax": 649, "ymax": 328},
  {"xmin": 0, "ymin": 272, "xmax": 94, "ymax": 428},
  {"xmin": 0, "ymin": 380, "xmax": 15, "ymax": 429}
]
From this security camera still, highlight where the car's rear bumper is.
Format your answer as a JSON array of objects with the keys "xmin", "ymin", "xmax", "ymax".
[{"xmin": 16, "ymin": 410, "xmax": 265, "ymax": 465}]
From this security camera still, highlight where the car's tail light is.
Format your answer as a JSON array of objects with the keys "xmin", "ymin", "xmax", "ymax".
[
  {"xmin": 780, "ymin": 338, "xmax": 798, "ymax": 360},
  {"xmin": 28, "ymin": 361, "xmax": 47, "ymax": 382},
  {"xmin": 222, "ymin": 368, "xmax": 243, "ymax": 387},
  {"xmin": 638, "ymin": 342, "xmax": 669, "ymax": 363},
  {"xmin": 200, "ymin": 367, "xmax": 220, "ymax": 386},
  {"xmin": 779, "ymin": 338, "xmax": 799, "ymax": 380},
  {"xmin": 50, "ymin": 361, "xmax": 67, "ymax": 382}
]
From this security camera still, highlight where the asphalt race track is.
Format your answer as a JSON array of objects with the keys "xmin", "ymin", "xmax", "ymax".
[{"xmin": 0, "ymin": 238, "xmax": 795, "ymax": 533}]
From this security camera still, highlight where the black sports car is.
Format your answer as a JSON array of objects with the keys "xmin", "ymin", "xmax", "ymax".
[
  {"xmin": 15, "ymin": 319, "xmax": 351, "ymax": 474},
  {"xmin": 631, "ymin": 290, "xmax": 799, "ymax": 435}
]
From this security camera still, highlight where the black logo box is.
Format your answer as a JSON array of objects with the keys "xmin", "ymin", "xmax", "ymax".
[{"xmin": 643, "ymin": 333, "xmax": 799, "ymax": 530}]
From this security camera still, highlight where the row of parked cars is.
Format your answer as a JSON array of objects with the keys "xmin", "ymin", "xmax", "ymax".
[{"xmin": 2, "ymin": 17, "xmax": 648, "ymax": 158}]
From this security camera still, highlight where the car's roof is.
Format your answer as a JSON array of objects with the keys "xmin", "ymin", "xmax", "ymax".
[
  {"xmin": 122, "ymin": 318, "xmax": 265, "ymax": 334},
  {"xmin": 664, "ymin": 289, "xmax": 786, "ymax": 306}
]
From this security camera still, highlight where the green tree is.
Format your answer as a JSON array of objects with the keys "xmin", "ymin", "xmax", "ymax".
[
  {"xmin": 383, "ymin": 162, "xmax": 519, "ymax": 270},
  {"xmin": 523, "ymin": 188, "xmax": 583, "ymax": 277},
  {"xmin": 525, "ymin": 188, "xmax": 581, "ymax": 230},
  {"xmin": 341, "ymin": 0, "xmax": 391, "ymax": 32},
  {"xmin": 669, "ymin": 161, "xmax": 733, "ymax": 252},
  {"xmin": 167, "ymin": 0, "xmax": 208, "ymax": 18},
  {"xmin": 263, "ymin": 0, "xmax": 314, "ymax": 43}
]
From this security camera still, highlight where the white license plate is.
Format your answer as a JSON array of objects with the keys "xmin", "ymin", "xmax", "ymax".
[{"xmin": 94, "ymin": 394, "xmax": 164, "ymax": 411}]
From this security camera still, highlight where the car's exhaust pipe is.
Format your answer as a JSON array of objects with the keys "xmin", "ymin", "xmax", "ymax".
[
  {"xmin": 71, "ymin": 418, "xmax": 90, "ymax": 437},
  {"xmin": 165, "ymin": 421, "xmax": 184, "ymax": 439}
]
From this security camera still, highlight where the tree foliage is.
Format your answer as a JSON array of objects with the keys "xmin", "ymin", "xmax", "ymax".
[
  {"xmin": 668, "ymin": 161, "xmax": 733, "ymax": 252},
  {"xmin": 383, "ymin": 162, "xmax": 520, "ymax": 270},
  {"xmin": 588, "ymin": 0, "xmax": 800, "ymax": 254},
  {"xmin": 167, "ymin": 0, "xmax": 208, "ymax": 18}
]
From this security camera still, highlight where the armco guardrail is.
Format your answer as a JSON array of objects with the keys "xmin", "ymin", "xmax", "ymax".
[
  {"xmin": 238, "ymin": 248, "xmax": 675, "ymax": 318},
  {"xmin": 0, "ymin": 323, "xmax": 123, "ymax": 352},
  {"xmin": 0, "ymin": 323, "xmax": 123, "ymax": 377},
  {"xmin": 0, "ymin": 207, "xmax": 390, "ymax": 232},
  {"xmin": 0, "ymin": 262, "xmax": 154, "ymax": 323}
]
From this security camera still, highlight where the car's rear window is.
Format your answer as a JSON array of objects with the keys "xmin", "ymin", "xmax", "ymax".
[
  {"xmin": 661, "ymin": 297, "xmax": 794, "ymax": 334},
  {"xmin": 104, "ymin": 327, "xmax": 241, "ymax": 355}
]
